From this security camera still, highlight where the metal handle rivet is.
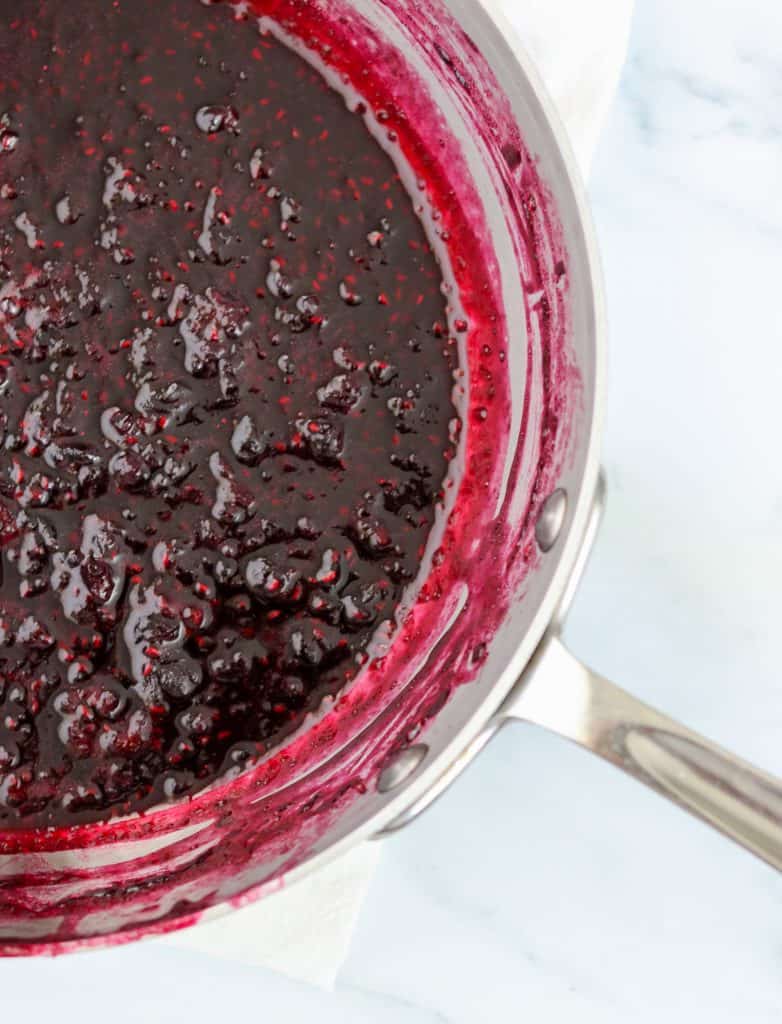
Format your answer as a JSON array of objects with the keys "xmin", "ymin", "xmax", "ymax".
[
  {"xmin": 535, "ymin": 488, "xmax": 568, "ymax": 552},
  {"xmin": 377, "ymin": 744, "xmax": 429, "ymax": 793}
]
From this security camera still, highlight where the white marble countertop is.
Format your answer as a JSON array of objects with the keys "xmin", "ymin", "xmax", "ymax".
[{"xmin": 5, "ymin": 0, "xmax": 782, "ymax": 1020}]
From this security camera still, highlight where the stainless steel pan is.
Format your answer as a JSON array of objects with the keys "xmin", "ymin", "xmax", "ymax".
[{"xmin": 1, "ymin": 0, "xmax": 779, "ymax": 953}]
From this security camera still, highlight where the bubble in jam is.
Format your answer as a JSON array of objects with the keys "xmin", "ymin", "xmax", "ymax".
[{"xmin": 0, "ymin": 0, "xmax": 458, "ymax": 826}]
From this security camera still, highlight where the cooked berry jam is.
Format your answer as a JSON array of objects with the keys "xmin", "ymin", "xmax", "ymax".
[{"xmin": 0, "ymin": 0, "xmax": 457, "ymax": 826}]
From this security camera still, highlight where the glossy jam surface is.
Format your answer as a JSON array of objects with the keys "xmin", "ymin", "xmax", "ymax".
[{"xmin": 0, "ymin": 0, "xmax": 457, "ymax": 826}]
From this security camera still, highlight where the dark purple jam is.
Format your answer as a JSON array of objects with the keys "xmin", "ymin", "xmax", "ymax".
[{"xmin": 0, "ymin": 0, "xmax": 457, "ymax": 826}]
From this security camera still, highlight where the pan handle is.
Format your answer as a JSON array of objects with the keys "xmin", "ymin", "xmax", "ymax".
[{"xmin": 503, "ymin": 635, "xmax": 782, "ymax": 872}]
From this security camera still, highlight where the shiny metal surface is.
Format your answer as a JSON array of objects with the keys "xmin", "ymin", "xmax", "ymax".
[
  {"xmin": 383, "ymin": 457, "xmax": 782, "ymax": 876},
  {"xmin": 535, "ymin": 489, "xmax": 568, "ymax": 552},
  {"xmin": 379, "ymin": 469, "xmax": 606, "ymax": 837},
  {"xmin": 505, "ymin": 637, "xmax": 782, "ymax": 872},
  {"xmin": 377, "ymin": 745, "xmax": 430, "ymax": 794},
  {"xmin": 550, "ymin": 470, "xmax": 606, "ymax": 627},
  {"xmin": 380, "ymin": 725, "xmax": 498, "ymax": 835}
]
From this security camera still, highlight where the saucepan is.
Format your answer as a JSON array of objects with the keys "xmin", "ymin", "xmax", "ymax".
[{"xmin": 1, "ymin": 0, "xmax": 780, "ymax": 954}]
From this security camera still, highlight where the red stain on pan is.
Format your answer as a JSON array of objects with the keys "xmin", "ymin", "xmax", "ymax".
[{"xmin": 0, "ymin": 0, "xmax": 575, "ymax": 951}]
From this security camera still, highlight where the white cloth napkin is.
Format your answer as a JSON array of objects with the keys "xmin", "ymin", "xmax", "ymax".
[{"xmin": 166, "ymin": 0, "xmax": 633, "ymax": 987}]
